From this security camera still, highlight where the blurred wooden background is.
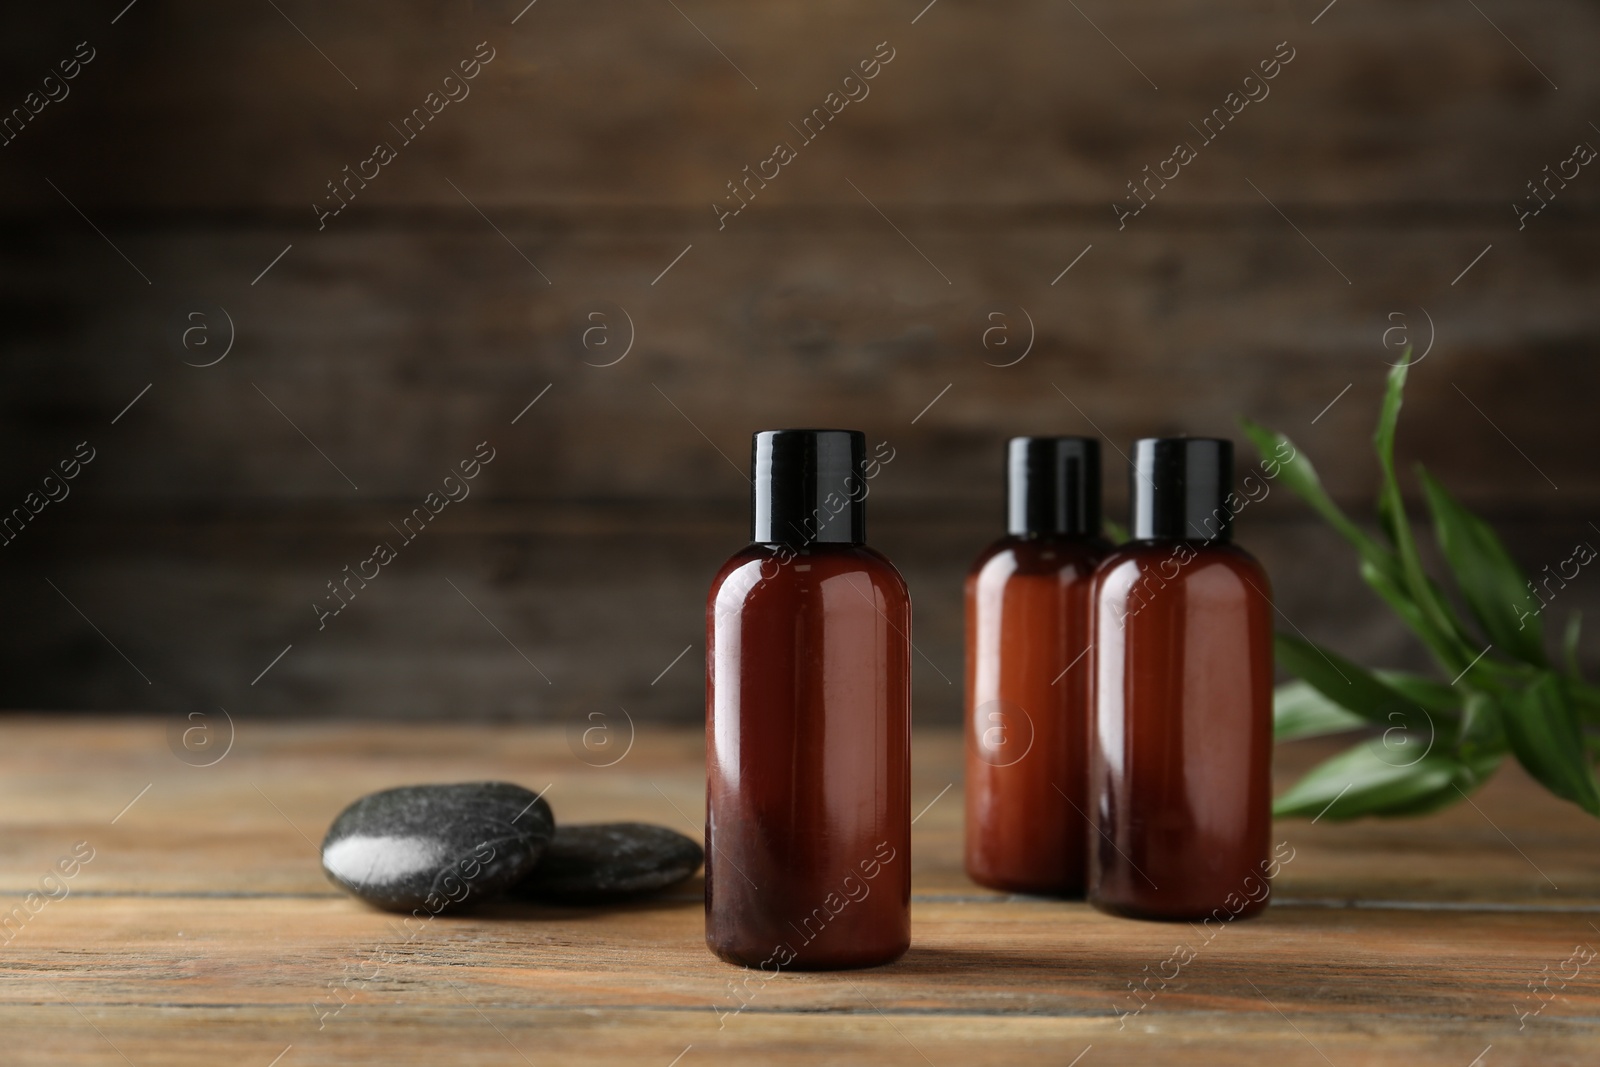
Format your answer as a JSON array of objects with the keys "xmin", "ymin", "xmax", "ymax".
[{"xmin": 1, "ymin": 0, "xmax": 1596, "ymax": 722}]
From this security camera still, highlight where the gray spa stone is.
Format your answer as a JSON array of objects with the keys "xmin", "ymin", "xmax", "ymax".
[
  {"xmin": 514, "ymin": 822, "xmax": 704, "ymax": 902},
  {"xmin": 321, "ymin": 782, "xmax": 553, "ymax": 913}
]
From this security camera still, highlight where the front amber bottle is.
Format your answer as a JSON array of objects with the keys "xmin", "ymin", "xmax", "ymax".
[
  {"xmin": 1088, "ymin": 438, "xmax": 1274, "ymax": 921},
  {"xmin": 705, "ymin": 430, "xmax": 911, "ymax": 970}
]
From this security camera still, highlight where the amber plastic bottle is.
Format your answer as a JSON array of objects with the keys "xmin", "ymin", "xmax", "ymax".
[
  {"xmin": 965, "ymin": 437, "xmax": 1108, "ymax": 895},
  {"xmin": 1087, "ymin": 438, "xmax": 1274, "ymax": 921},
  {"xmin": 705, "ymin": 429, "xmax": 911, "ymax": 970}
]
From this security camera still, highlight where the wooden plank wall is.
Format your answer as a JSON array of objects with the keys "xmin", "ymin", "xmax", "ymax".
[{"xmin": 1, "ymin": 1, "xmax": 1597, "ymax": 719}]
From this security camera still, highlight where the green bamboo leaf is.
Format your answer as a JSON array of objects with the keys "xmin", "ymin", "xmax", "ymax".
[
  {"xmin": 1418, "ymin": 467, "xmax": 1545, "ymax": 667},
  {"xmin": 1457, "ymin": 690, "xmax": 1507, "ymax": 759},
  {"xmin": 1241, "ymin": 359, "xmax": 1590, "ymax": 820},
  {"xmin": 1275, "ymin": 633, "xmax": 1427, "ymax": 728},
  {"xmin": 1502, "ymin": 674, "xmax": 1600, "ymax": 815},
  {"xmin": 1373, "ymin": 669, "xmax": 1460, "ymax": 713},
  {"xmin": 1369, "ymin": 750, "xmax": 1503, "ymax": 817},
  {"xmin": 1239, "ymin": 419, "xmax": 1386, "ymax": 562},
  {"xmin": 1275, "ymin": 681, "xmax": 1367, "ymax": 741},
  {"xmin": 1273, "ymin": 742, "xmax": 1464, "ymax": 820},
  {"xmin": 1371, "ymin": 352, "xmax": 1476, "ymax": 670},
  {"xmin": 1566, "ymin": 683, "xmax": 1600, "ymax": 733},
  {"xmin": 1358, "ymin": 557, "xmax": 1467, "ymax": 671},
  {"xmin": 1239, "ymin": 416, "xmax": 1466, "ymax": 670},
  {"xmin": 1276, "ymin": 738, "xmax": 1499, "ymax": 821}
]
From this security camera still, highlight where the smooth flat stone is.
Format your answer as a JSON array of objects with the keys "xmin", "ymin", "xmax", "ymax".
[
  {"xmin": 514, "ymin": 822, "xmax": 703, "ymax": 902},
  {"xmin": 321, "ymin": 782, "xmax": 553, "ymax": 913}
]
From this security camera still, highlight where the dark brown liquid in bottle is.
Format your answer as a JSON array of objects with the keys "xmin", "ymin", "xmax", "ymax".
[
  {"xmin": 705, "ymin": 543, "xmax": 911, "ymax": 969},
  {"xmin": 965, "ymin": 534, "xmax": 1107, "ymax": 895},
  {"xmin": 1088, "ymin": 541, "xmax": 1273, "ymax": 920}
]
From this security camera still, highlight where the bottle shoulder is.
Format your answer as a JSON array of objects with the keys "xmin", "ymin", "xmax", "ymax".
[
  {"xmin": 1094, "ymin": 539, "xmax": 1270, "ymax": 592},
  {"xmin": 968, "ymin": 533, "xmax": 1110, "ymax": 583},
  {"xmin": 709, "ymin": 542, "xmax": 908, "ymax": 602}
]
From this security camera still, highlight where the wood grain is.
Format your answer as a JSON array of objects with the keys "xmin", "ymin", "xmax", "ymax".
[
  {"xmin": 0, "ymin": 723, "xmax": 1600, "ymax": 1062},
  {"xmin": 2, "ymin": 718, "xmax": 1598, "ymax": 1065},
  {"xmin": 4, "ymin": 506, "xmax": 1597, "ymax": 720},
  {"xmin": 3, "ymin": 1, "xmax": 1598, "ymax": 209},
  {"xmin": 3, "ymin": 222, "xmax": 1596, "ymax": 506}
]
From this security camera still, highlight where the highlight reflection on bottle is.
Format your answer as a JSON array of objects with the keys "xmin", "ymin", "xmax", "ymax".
[{"xmin": 705, "ymin": 429, "xmax": 912, "ymax": 970}]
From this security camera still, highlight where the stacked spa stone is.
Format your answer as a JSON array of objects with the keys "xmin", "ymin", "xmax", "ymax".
[{"xmin": 320, "ymin": 782, "xmax": 704, "ymax": 913}]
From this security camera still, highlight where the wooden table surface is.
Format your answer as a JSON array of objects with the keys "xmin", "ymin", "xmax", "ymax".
[{"xmin": 3, "ymin": 717, "xmax": 1597, "ymax": 1066}]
